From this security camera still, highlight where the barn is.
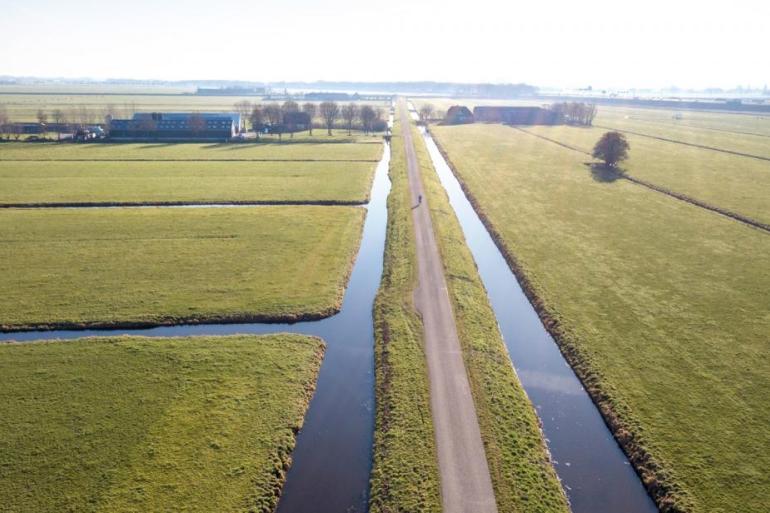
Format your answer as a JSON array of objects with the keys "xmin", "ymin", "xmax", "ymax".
[
  {"xmin": 472, "ymin": 106, "xmax": 562, "ymax": 125},
  {"xmin": 109, "ymin": 112, "xmax": 241, "ymax": 141},
  {"xmin": 443, "ymin": 105, "xmax": 474, "ymax": 125}
]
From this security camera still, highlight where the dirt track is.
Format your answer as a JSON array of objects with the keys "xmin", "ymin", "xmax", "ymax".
[{"xmin": 400, "ymin": 101, "xmax": 498, "ymax": 513}]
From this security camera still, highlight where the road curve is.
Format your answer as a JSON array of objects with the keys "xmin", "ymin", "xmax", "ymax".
[{"xmin": 400, "ymin": 100, "xmax": 498, "ymax": 513}]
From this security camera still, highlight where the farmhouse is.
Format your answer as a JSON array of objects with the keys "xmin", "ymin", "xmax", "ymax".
[
  {"xmin": 109, "ymin": 112, "xmax": 241, "ymax": 140},
  {"xmin": 473, "ymin": 106, "xmax": 562, "ymax": 125},
  {"xmin": 444, "ymin": 105, "xmax": 474, "ymax": 125}
]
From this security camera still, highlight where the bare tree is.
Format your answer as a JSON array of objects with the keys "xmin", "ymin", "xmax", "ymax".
[
  {"xmin": 319, "ymin": 101, "xmax": 339, "ymax": 136},
  {"xmin": 359, "ymin": 105, "xmax": 380, "ymax": 135},
  {"xmin": 250, "ymin": 105, "xmax": 264, "ymax": 139},
  {"xmin": 188, "ymin": 113, "xmax": 206, "ymax": 136},
  {"xmin": 263, "ymin": 103, "xmax": 283, "ymax": 139},
  {"xmin": 51, "ymin": 109, "xmax": 66, "ymax": 141},
  {"xmin": 418, "ymin": 104, "xmax": 434, "ymax": 123},
  {"xmin": 341, "ymin": 103, "xmax": 358, "ymax": 135},
  {"xmin": 36, "ymin": 109, "xmax": 48, "ymax": 138},
  {"xmin": 0, "ymin": 104, "xmax": 9, "ymax": 140},
  {"xmin": 234, "ymin": 100, "xmax": 253, "ymax": 132},
  {"xmin": 302, "ymin": 103, "xmax": 316, "ymax": 135},
  {"xmin": 282, "ymin": 101, "xmax": 300, "ymax": 138}
]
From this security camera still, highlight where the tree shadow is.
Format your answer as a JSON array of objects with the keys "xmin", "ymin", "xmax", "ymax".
[{"xmin": 585, "ymin": 162, "xmax": 625, "ymax": 183}]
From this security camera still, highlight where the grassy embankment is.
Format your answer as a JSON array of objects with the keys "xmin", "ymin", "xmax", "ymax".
[
  {"xmin": 516, "ymin": 123, "xmax": 770, "ymax": 225},
  {"xmin": 411, "ymin": 122, "xmax": 569, "ymax": 512},
  {"xmin": 0, "ymin": 141, "xmax": 383, "ymax": 161},
  {"xmin": 0, "ymin": 206, "xmax": 364, "ymax": 330},
  {"xmin": 0, "ymin": 334, "xmax": 324, "ymax": 513},
  {"xmin": 431, "ymin": 123, "xmax": 770, "ymax": 512},
  {"xmin": 0, "ymin": 160, "xmax": 376, "ymax": 205},
  {"xmin": 369, "ymin": 119, "xmax": 441, "ymax": 512}
]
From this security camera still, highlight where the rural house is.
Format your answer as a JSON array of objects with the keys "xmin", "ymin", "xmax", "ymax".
[
  {"xmin": 472, "ymin": 106, "xmax": 562, "ymax": 125},
  {"xmin": 443, "ymin": 105, "xmax": 474, "ymax": 124},
  {"xmin": 109, "ymin": 112, "xmax": 241, "ymax": 141}
]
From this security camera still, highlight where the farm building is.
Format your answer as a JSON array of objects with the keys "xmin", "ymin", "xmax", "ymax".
[
  {"xmin": 109, "ymin": 112, "xmax": 241, "ymax": 140},
  {"xmin": 473, "ymin": 106, "xmax": 562, "ymax": 125},
  {"xmin": 443, "ymin": 106, "xmax": 474, "ymax": 125}
]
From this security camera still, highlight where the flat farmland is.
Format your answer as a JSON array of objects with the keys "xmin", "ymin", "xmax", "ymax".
[
  {"xmin": 0, "ymin": 141, "xmax": 383, "ymax": 161},
  {"xmin": 0, "ymin": 206, "xmax": 365, "ymax": 330},
  {"xmin": 431, "ymin": 123, "xmax": 770, "ymax": 512},
  {"xmin": 517, "ymin": 124, "xmax": 770, "ymax": 225},
  {"xmin": 0, "ymin": 334, "xmax": 323, "ymax": 513},
  {"xmin": 0, "ymin": 160, "xmax": 375, "ymax": 205}
]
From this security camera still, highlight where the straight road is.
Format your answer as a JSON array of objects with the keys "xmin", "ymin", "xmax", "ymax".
[{"xmin": 400, "ymin": 100, "xmax": 498, "ymax": 513}]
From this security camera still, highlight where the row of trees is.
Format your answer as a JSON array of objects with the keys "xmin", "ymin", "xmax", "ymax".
[
  {"xmin": 239, "ymin": 100, "xmax": 385, "ymax": 138},
  {"xmin": 550, "ymin": 102, "xmax": 597, "ymax": 126},
  {"xmin": 0, "ymin": 102, "xmax": 139, "ymax": 140}
]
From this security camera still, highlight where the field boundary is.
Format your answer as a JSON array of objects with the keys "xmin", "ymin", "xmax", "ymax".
[
  {"xmin": 429, "ymin": 129, "xmax": 692, "ymax": 512},
  {"xmin": 0, "ymin": 158, "xmax": 380, "ymax": 162},
  {"xmin": 512, "ymin": 127, "xmax": 770, "ymax": 234},
  {"xmin": 0, "ymin": 199, "xmax": 368, "ymax": 208},
  {"xmin": 593, "ymin": 124, "xmax": 770, "ymax": 162}
]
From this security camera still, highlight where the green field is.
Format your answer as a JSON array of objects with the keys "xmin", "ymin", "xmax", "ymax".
[
  {"xmin": 0, "ymin": 206, "xmax": 364, "ymax": 330},
  {"xmin": 0, "ymin": 334, "xmax": 324, "ymax": 513},
  {"xmin": 0, "ymin": 141, "xmax": 383, "ymax": 161},
  {"xmin": 431, "ymin": 123, "xmax": 770, "ymax": 512},
  {"xmin": 0, "ymin": 160, "xmax": 375, "ymax": 205},
  {"xmin": 370, "ymin": 119, "xmax": 441, "ymax": 512}
]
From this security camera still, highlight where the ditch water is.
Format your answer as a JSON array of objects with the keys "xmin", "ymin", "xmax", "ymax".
[
  {"xmin": 418, "ymin": 124, "xmax": 658, "ymax": 513},
  {"xmin": 0, "ymin": 143, "xmax": 392, "ymax": 513}
]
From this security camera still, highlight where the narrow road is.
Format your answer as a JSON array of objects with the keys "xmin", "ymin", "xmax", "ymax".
[{"xmin": 400, "ymin": 101, "xmax": 498, "ymax": 513}]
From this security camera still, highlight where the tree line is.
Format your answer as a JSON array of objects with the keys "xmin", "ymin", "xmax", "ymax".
[
  {"xmin": 238, "ymin": 100, "xmax": 385, "ymax": 138},
  {"xmin": 550, "ymin": 102, "xmax": 597, "ymax": 126}
]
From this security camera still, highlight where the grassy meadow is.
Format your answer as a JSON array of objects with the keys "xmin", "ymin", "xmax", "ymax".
[
  {"xmin": 518, "ymin": 123, "xmax": 770, "ymax": 225},
  {"xmin": 412, "ymin": 122, "xmax": 569, "ymax": 512},
  {"xmin": 430, "ymin": 122, "xmax": 770, "ymax": 512},
  {"xmin": 0, "ymin": 140, "xmax": 383, "ymax": 161},
  {"xmin": 0, "ymin": 206, "xmax": 364, "ymax": 330},
  {"xmin": 0, "ymin": 160, "xmax": 375, "ymax": 205},
  {"xmin": 0, "ymin": 334, "xmax": 324, "ymax": 513},
  {"xmin": 370, "ymin": 119, "xmax": 441, "ymax": 512}
]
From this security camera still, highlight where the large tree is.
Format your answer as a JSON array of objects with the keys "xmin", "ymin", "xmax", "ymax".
[
  {"xmin": 319, "ymin": 101, "xmax": 339, "ymax": 136},
  {"xmin": 418, "ymin": 104, "xmax": 434, "ymax": 123},
  {"xmin": 359, "ymin": 105, "xmax": 382, "ymax": 135},
  {"xmin": 302, "ymin": 103, "xmax": 316, "ymax": 135},
  {"xmin": 263, "ymin": 103, "xmax": 283, "ymax": 139},
  {"xmin": 592, "ymin": 131, "xmax": 629, "ymax": 168},
  {"xmin": 281, "ymin": 101, "xmax": 299, "ymax": 138},
  {"xmin": 341, "ymin": 103, "xmax": 358, "ymax": 135}
]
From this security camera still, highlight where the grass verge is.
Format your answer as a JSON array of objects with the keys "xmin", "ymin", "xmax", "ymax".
[
  {"xmin": 412, "ymin": 122, "xmax": 570, "ymax": 512},
  {"xmin": 0, "ymin": 334, "xmax": 324, "ymax": 513},
  {"xmin": 369, "ymin": 119, "xmax": 442, "ymax": 512}
]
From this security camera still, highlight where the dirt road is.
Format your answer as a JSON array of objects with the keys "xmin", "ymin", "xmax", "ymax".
[{"xmin": 400, "ymin": 101, "xmax": 498, "ymax": 513}]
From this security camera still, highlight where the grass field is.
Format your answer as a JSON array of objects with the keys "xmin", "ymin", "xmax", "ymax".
[
  {"xmin": 431, "ymin": 123, "xmax": 770, "ymax": 512},
  {"xmin": 0, "ymin": 160, "xmax": 375, "ymax": 205},
  {"xmin": 0, "ymin": 334, "xmax": 324, "ymax": 513},
  {"xmin": 468, "ymin": 122, "xmax": 770, "ymax": 227},
  {"xmin": 412, "ymin": 122, "xmax": 569, "ymax": 512},
  {"xmin": 0, "ymin": 140, "xmax": 383, "ymax": 161},
  {"xmin": 0, "ymin": 206, "xmax": 364, "ymax": 330},
  {"xmin": 370, "ymin": 119, "xmax": 441, "ymax": 513}
]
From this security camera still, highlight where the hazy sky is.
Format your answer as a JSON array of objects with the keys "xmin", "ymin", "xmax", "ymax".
[{"xmin": 1, "ymin": 0, "xmax": 767, "ymax": 89}]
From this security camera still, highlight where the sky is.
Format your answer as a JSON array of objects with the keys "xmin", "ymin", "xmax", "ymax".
[{"xmin": 1, "ymin": 0, "xmax": 767, "ymax": 89}]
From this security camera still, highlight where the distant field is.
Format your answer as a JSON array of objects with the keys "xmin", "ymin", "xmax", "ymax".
[
  {"xmin": 0, "ymin": 334, "xmax": 323, "ymax": 513},
  {"xmin": 0, "ymin": 141, "xmax": 383, "ymax": 161},
  {"xmin": 431, "ymin": 123, "xmax": 770, "ymax": 512},
  {"xmin": 0, "ymin": 206, "xmax": 364, "ymax": 330},
  {"xmin": 517, "ymin": 124, "xmax": 770, "ymax": 225},
  {"xmin": 0, "ymin": 160, "xmax": 375, "ymax": 205}
]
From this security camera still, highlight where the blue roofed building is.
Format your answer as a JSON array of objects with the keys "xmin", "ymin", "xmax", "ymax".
[{"xmin": 108, "ymin": 112, "xmax": 241, "ymax": 140}]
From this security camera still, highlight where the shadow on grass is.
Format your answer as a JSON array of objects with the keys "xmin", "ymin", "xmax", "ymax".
[{"xmin": 585, "ymin": 162, "xmax": 625, "ymax": 183}]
